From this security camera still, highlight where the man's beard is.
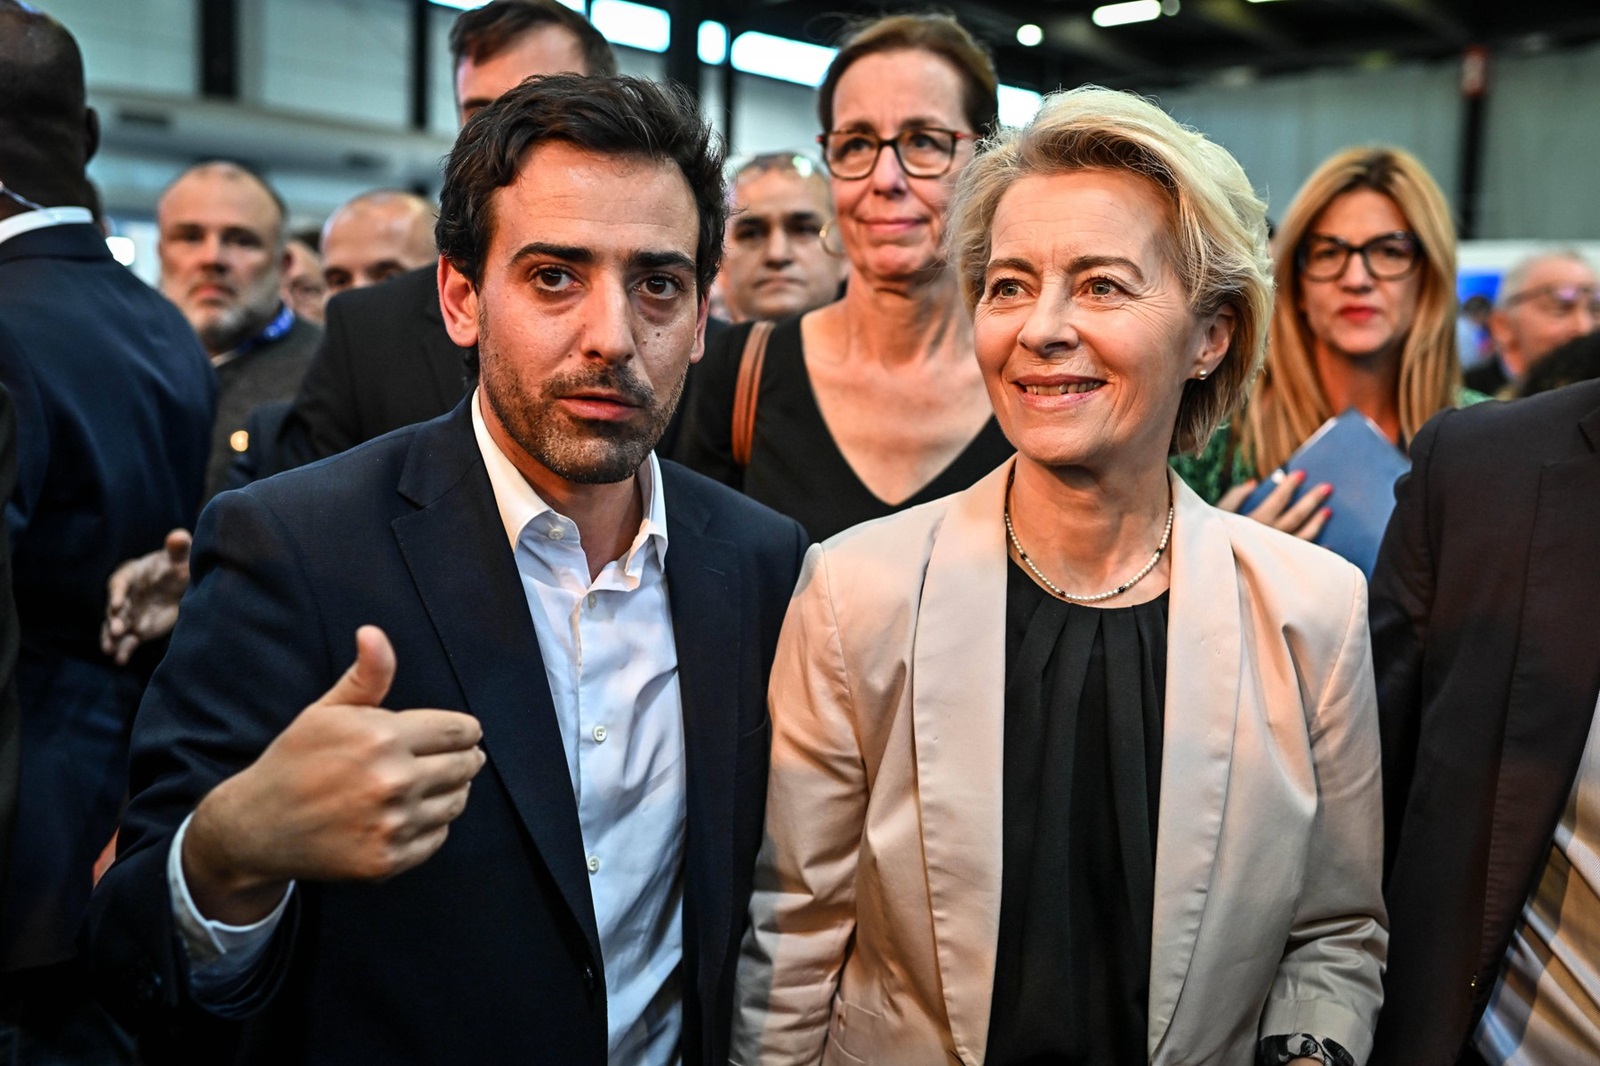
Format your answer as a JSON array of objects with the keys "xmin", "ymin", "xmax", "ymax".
[
  {"xmin": 479, "ymin": 316, "xmax": 687, "ymax": 485},
  {"xmin": 191, "ymin": 289, "xmax": 279, "ymax": 356}
]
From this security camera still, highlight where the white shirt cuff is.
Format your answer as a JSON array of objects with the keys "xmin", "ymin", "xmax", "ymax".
[{"xmin": 167, "ymin": 811, "xmax": 294, "ymax": 995}]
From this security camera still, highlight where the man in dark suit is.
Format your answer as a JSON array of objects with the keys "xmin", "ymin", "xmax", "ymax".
[
  {"xmin": 0, "ymin": 1, "xmax": 215, "ymax": 1055},
  {"xmin": 89, "ymin": 74, "xmax": 806, "ymax": 1066},
  {"xmin": 1370, "ymin": 379, "xmax": 1600, "ymax": 1064},
  {"xmin": 274, "ymin": 0, "xmax": 617, "ymax": 473}
]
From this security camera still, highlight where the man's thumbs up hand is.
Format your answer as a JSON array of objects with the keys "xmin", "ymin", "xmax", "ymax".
[{"xmin": 182, "ymin": 626, "xmax": 486, "ymax": 925}]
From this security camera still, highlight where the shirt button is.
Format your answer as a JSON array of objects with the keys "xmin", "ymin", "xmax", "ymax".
[
  {"xmin": 548, "ymin": 527, "xmax": 564, "ymax": 541},
  {"xmin": 592, "ymin": 725, "xmax": 607, "ymax": 743},
  {"xmin": 585, "ymin": 593, "xmax": 597, "ymax": 609},
  {"xmin": 587, "ymin": 855, "xmax": 600, "ymax": 874}
]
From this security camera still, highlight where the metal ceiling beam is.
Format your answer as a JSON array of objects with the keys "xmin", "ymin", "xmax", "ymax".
[
  {"xmin": 1363, "ymin": 0, "xmax": 1471, "ymax": 46},
  {"xmin": 1188, "ymin": 0, "xmax": 1302, "ymax": 53},
  {"xmin": 1046, "ymin": 15, "xmax": 1169, "ymax": 76}
]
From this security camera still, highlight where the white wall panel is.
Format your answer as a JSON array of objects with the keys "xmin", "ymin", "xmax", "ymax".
[
  {"xmin": 1156, "ymin": 60, "xmax": 1461, "ymax": 226},
  {"xmin": 35, "ymin": 0, "xmax": 196, "ymax": 96},
  {"xmin": 249, "ymin": 0, "xmax": 410, "ymax": 127},
  {"xmin": 1478, "ymin": 41, "xmax": 1600, "ymax": 239}
]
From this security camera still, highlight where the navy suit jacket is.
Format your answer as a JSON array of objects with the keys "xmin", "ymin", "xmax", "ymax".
[
  {"xmin": 88, "ymin": 398, "xmax": 807, "ymax": 1064},
  {"xmin": 0, "ymin": 222, "xmax": 214, "ymax": 972},
  {"xmin": 1370, "ymin": 380, "xmax": 1600, "ymax": 1065}
]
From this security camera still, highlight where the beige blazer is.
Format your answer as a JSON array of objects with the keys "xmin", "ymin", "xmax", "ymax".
[{"xmin": 732, "ymin": 459, "xmax": 1386, "ymax": 1066}]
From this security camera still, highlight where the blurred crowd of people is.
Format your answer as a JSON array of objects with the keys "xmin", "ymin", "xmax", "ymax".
[{"xmin": 2, "ymin": 0, "xmax": 1600, "ymax": 1064}]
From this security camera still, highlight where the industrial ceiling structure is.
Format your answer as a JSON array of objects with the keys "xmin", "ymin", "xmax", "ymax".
[{"xmin": 723, "ymin": 0, "xmax": 1600, "ymax": 94}]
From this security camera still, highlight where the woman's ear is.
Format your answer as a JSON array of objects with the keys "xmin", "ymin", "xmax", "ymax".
[{"xmin": 1193, "ymin": 304, "xmax": 1236, "ymax": 378}]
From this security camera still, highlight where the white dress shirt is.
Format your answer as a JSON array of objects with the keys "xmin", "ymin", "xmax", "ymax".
[
  {"xmin": 169, "ymin": 390, "xmax": 688, "ymax": 1066},
  {"xmin": 1475, "ymin": 691, "xmax": 1600, "ymax": 1063},
  {"xmin": 0, "ymin": 205, "xmax": 94, "ymax": 248}
]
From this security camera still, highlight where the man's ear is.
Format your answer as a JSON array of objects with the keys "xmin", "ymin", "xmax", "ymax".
[
  {"xmin": 84, "ymin": 107, "xmax": 100, "ymax": 164},
  {"xmin": 689, "ymin": 295, "xmax": 709, "ymax": 364},
  {"xmin": 1486, "ymin": 308, "xmax": 1513, "ymax": 356},
  {"xmin": 438, "ymin": 256, "xmax": 480, "ymax": 347}
]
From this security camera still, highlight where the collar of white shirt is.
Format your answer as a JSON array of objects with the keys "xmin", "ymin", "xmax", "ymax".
[
  {"xmin": 469, "ymin": 386, "xmax": 669, "ymax": 577},
  {"xmin": 0, "ymin": 205, "xmax": 95, "ymax": 248}
]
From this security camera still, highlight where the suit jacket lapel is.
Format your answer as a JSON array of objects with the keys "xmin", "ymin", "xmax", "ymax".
[
  {"xmin": 389, "ymin": 402, "xmax": 602, "ymax": 966},
  {"xmin": 1147, "ymin": 472, "xmax": 1242, "ymax": 1052},
  {"xmin": 911, "ymin": 460, "xmax": 1010, "ymax": 1066},
  {"xmin": 1485, "ymin": 404, "xmax": 1600, "ymax": 967},
  {"xmin": 660, "ymin": 469, "xmax": 744, "ymax": 1005}
]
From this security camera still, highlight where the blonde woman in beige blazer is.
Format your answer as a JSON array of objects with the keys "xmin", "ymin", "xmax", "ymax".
[{"xmin": 732, "ymin": 87, "xmax": 1386, "ymax": 1066}]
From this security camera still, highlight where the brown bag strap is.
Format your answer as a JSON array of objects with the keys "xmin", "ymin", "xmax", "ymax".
[{"xmin": 731, "ymin": 319, "xmax": 774, "ymax": 468}]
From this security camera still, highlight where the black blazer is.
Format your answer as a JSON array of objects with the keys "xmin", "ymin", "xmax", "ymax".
[
  {"xmin": 1369, "ymin": 379, "xmax": 1600, "ymax": 1065},
  {"xmin": 273, "ymin": 265, "xmax": 471, "ymax": 472},
  {"xmin": 0, "ymin": 223, "xmax": 215, "ymax": 973},
  {"xmin": 88, "ymin": 398, "xmax": 807, "ymax": 1064}
]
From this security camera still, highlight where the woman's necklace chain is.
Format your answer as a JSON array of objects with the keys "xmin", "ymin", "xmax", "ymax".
[{"xmin": 1003, "ymin": 476, "xmax": 1175, "ymax": 604}]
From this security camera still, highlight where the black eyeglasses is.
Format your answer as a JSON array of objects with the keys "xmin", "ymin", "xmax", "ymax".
[
  {"xmin": 817, "ymin": 127, "xmax": 970, "ymax": 180},
  {"xmin": 1298, "ymin": 231, "xmax": 1423, "ymax": 282}
]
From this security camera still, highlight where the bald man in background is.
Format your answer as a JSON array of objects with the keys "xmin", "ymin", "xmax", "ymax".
[
  {"xmin": 279, "ymin": 237, "xmax": 325, "ymax": 325},
  {"xmin": 156, "ymin": 161, "xmax": 321, "ymax": 503},
  {"xmin": 319, "ymin": 189, "xmax": 437, "ymax": 298},
  {"xmin": 1465, "ymin": 251, "xmax": 1600, "ymax": 395}
]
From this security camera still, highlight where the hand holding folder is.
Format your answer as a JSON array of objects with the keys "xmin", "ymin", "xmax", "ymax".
[{"xmin": 1239, "ymin": 410, "xmax": 1410, "ymax": 577}]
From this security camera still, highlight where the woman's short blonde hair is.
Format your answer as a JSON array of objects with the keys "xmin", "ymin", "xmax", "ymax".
[
  {"xmin": 948, "ymin": 85, "xmax": 1273, "ymax": 456},
  {"xmin": 1243, "ymin": 145, "xmax": 1459, "ymax": 476}
]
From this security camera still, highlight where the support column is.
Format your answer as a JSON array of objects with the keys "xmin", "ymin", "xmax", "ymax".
[
  {"xmin": 1457, "ymin": 44, "xmax": 1489, "ymax": 240},
  {"xmin": 199, "ymin": 0, "xmax": 240, "ymax": 99}
]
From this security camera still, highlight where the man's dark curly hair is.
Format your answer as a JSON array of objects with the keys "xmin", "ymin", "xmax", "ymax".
[{"xmin": 437, "ymin": 73, "xmax": 727, "ymax": 297}]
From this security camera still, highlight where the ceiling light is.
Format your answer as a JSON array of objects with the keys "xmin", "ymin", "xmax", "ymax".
[
  {"xmin": 1091, "ymin": 1, "xmax": 1162, "ymax": 28},
  {"xmin": 698, "ymin": 21, "xmax": 728, "ymax": 65},
  {"xmin": 1016, "ymin": 23, "xmax": 1043, "ymax": 47},
  {"xmin": 106, "ymin": 236, "xmax": 136, "ymax": 266},
  {"xmin": 729, "ymin": 32, "xmax": 838, "ymax": 87},
  {"xmin": 998, "ymin": 85, "xmax": 1043, "ymax": 126},
  {"xmin": 589, "ymin": 0, "xmax": 670, "ymax": 53}
]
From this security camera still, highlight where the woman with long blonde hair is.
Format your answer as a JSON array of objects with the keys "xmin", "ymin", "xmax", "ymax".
[{"xmin": 1173, "ymin": 145, "xmax": 1482, "ymax": 534}]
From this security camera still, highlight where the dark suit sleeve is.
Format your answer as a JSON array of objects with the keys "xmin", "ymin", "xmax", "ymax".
[
  {"xmin": 0, "ymin": 384, "xmax": 21, "ymax": 906},
  {"xmin": 672, "ymin": 321, "xmax": 752, "ymax": 489},
  {"xmin": 284, "ymin": 293, "xmax": 365, "ymax": 464},
  {"xmin": 87, "ymin": 488, "xmax": 340, "ymax": 1025},
  {"xmin": 1370, "ymin": 406, "xmax": 1453, "ymax": 879}
]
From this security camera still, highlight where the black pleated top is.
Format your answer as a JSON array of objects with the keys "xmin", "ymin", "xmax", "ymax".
[{"xmin": 985, "ymin": 560, "xmax": 1169, "ymax": 1066}]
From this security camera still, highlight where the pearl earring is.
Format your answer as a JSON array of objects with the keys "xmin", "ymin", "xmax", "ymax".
[{"xmin": 1195, "ymin": 368, "xmax": 1210, "ymax": 380}]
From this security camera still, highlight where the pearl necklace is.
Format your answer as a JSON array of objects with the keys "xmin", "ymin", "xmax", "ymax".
[{"xmin": 1004, "ymin": 475, "xmax": 1175, "ymax": 604}]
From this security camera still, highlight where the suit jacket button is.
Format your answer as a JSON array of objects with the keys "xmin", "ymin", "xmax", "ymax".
[
  {"xmin": 1470, "ymin": 974, "xmax": 1480, "ymax": 992},
  {"xmin": 583, "ymin": 966, "xmax": 597, "ymax": 993}
]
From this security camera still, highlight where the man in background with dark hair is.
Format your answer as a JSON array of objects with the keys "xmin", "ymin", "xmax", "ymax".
[
  {"xmin": 279, "ymin": 0, "xmax": 616, "ymax": 469},
  {"xmin": 89, "ymin": 73, "xmax": 805, "ymax": 1066},
  {"xmin": 0, "ymin": 2, "xmax": 214, "ymax": 1058}
]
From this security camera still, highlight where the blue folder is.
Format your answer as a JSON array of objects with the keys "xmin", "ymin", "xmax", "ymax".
[{"xmin": 1239, "ymin": 409, "xmax": 1410, "ymax": 577}]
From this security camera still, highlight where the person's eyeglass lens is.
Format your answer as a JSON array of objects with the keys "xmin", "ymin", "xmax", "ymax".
[
  {"xmin": 1506, "ymin": 284, "xmax": 1600, "ymax": 319},
  {"xmin": 818, "ymin": 128, "xmax": 964, "ymax": 180},
  {"xmin": 1299, "ymin": 232, "xmax": 1422, "ymax": 281}
]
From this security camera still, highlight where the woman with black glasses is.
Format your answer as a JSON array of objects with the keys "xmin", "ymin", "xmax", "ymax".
[
  {"xmin": 1172, "ymin": 146, "xmax": 1486, "ymax": 535},
  {"xmin": 675, "ymin": 14, "xmax": 1014, "ymax": 542}
]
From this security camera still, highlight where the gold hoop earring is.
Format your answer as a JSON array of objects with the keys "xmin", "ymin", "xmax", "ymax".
[{"xmin": 819, "ymin": 220, "xmax": 845, "ymax": 259}]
